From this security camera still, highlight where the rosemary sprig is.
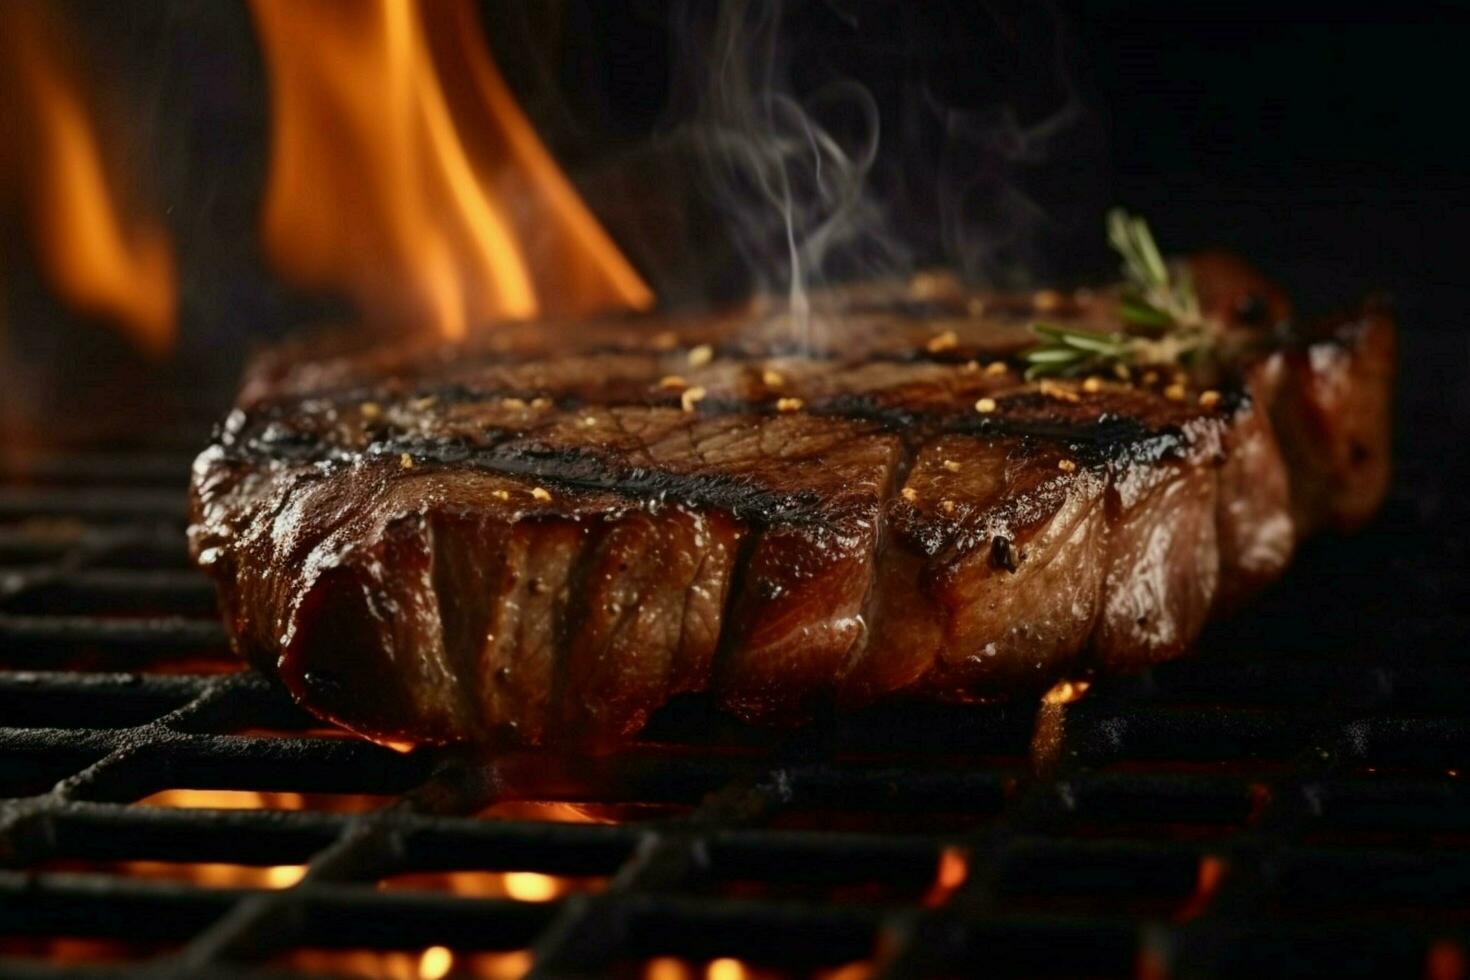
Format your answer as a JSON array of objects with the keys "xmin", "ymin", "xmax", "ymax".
[
  {"xmin": 1023, "ymin": 323, "xmax": 1137, "ymax": 380},
  {"xmin": 1023, "ymin": 209, "xmax": 1214, "ymax": 380}
]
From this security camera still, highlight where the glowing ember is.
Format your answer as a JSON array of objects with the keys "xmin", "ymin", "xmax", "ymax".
[
  {"xmin": 283, "ymin": 948, "xmax": 532, "ymax": 980},
  {"xmin": 1041, "ymin": 679, "xmax": 1091, "ymax": 705},
  {"xmin": 135, "ymin": 789, "xmax": 386, "ymax": 813},
  {"xmin": 1031, "ymin": 679, "xmax": 1092, "ymax": 772},
  {"xmin": 1428, "ymin": 940, "xmax": 1468, "ymax": 980},
  {"xmin": 107, "ymin": 860, "xmax": 305, "ymax": 890},
  {"xmin": 645, "ymin": 959, "xmax": 694, "ymax": 980},
  {"xmin": 0, "ymin": 4, "xmax": 176, "ymax": 355},
  {"xmin": 248, "ymin": 0, "xmax": 652, "ymax": 339},
  {"xmin": 643, "ymin": 960, "xmax": 872, "ymax": 980},
  {"xmin": 707, "ymin": 959, "xmax": 748, "ymax": 980},
  {"xmin": 1175, "ymin": 855, "xmax": 1228, "ymax": 922},
  {"xmin": 924, "ymin": 845, "xmax": 969, "ymax": 907},
  {"xmin": 418, "ymin": 946, "xmax": 454, "ymax": 980},
  {"xmin": 381, "ymin": 868, "xmax": 600, "ymax": 903},
  {"xmin": 502, "ymin": 871, "xmax": 561, "ymax": 902}
]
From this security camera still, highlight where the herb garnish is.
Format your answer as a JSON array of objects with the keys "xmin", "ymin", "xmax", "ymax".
[{"xmin": 1023, "ymin": 209, "xmax": 1216, "ymax": 380}]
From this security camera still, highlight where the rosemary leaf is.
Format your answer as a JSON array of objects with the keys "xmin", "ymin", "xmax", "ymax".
[
  {"xmin": 1117, "ymin": 294, "xmax": 1175, "ymax": 330},
  {"xmin": 1024, "ymin": 347, "xmax": 1088, "ymax": 364},
  {"xmin": 1019, "ymin": 209, "xmax": 1218, "ymax": 383}
]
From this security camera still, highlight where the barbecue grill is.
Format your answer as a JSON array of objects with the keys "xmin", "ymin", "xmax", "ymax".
[{"xmin": 0, "ymin": 323, "xmax": 1465, "ymax": 980}]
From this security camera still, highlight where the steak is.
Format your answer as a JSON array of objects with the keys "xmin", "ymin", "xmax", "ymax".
[{"xmin": 188, "ymin": 256, "xmax": 1394, "ymax": 746}]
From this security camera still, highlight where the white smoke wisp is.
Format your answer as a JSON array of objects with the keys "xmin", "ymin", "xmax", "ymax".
[
  {"xmin": 929, "ymin": 15, "xmax": 1096, "ymax": 290},
  {"xmin": 681, "ymin": 0, "xmax": 907, "ymax": 348}
]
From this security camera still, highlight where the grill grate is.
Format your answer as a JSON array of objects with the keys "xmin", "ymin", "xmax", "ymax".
[{"xmin": 1, "ymin": 410, "xmax": 1467, "ymax": 979}]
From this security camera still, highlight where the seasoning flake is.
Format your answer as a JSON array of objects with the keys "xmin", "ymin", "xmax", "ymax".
[
  {"xmin": 1038, "ymin": 380, "xmax": 1081, "ymax": 403},
  {"xmin": 926, "ymin": 330, "xmax": 959, "ymax": 353},
  {"xmin": 681, "ymin": 386, "xmax": 708, "ymax": 413},
  {"xmin": 1033, "ymin": 289, "xmax": 1064, "ymax": 312}
]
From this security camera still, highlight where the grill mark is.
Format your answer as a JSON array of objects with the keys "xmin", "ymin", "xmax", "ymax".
[
  {"xmin": 228, "ymin": 404, "xmax": 1221, "ymax": 507},
  {"xmin": 220, "ymin": 388, "xmax": 1240, "ymax": 545},
  {"xmin": 231, "ymin": 387, "xmax": 1229, "ymax": 464},
  {"xmin": 230, "ymin": 433, "xmax": 835, "ymax": 527},
  {"xmin": 243, "ymin": 390, "xmax": 1247, "ymax": 475}
]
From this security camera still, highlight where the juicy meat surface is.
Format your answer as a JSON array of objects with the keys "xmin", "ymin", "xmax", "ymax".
[{"xmin": 189, "ymin": 261, "xmax": 1395, "ymax": 745}]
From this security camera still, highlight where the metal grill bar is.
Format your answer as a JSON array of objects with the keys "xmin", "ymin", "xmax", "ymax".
[{"xmin": 2, "ymin": 422, "xmax": 1468, "ymax": 979}]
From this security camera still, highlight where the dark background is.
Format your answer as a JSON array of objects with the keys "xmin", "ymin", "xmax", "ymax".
[
  {"xmin": 5, "ymin": 0, "xmax": 1468, "ymax": 457},
  {"xmin": 494, "ymin": 0, "xmax": 1470, "ymax": 318}
]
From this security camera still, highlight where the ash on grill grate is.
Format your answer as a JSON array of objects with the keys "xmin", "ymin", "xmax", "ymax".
[{"xmin": 2, "ymin": 416, "xmax": 1468, "ymax": 980}]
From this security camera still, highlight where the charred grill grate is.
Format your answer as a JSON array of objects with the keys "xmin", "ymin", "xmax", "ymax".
[{"xmin": 1, "ymin": 414, "xmax": 1467, "ymax": 980}]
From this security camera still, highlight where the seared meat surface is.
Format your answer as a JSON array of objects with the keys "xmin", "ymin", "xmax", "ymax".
[{"xmin": 189, "ymin": 260, "xmax": 1394, "ymax": 745}]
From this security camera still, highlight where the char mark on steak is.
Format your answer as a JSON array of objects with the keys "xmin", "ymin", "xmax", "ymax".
[{"xmin": 189, "ymin": 258, "xmax": 1395, "ymax": 746}]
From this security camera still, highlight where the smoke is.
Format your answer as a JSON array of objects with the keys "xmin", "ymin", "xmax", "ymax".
[
  {"xmin": 653, "ymin": 0, "xmax": 1098, "ymax": 343},
  {"xmin": 928, "ymin": 11, "xmax": 1097, "ymax": 289},
  {"xmin": 670, "ymin": 0, "xmax": 910, "ymax": 346}
]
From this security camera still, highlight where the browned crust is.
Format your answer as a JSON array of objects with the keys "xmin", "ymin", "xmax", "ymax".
[{"xmin": 189, "ymin": 267, "xmax": 1395, "ymax": 746}]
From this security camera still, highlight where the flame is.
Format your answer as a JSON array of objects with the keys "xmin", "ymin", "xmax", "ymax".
[
  {"xmin": 1041, "ymin": 679, "xmax": 1091, "ymax": 705},
  {"xmin": 924, "ymin": 845, "xmax": 969, "ymax": 907},
  {"xmin": 0, "ymin": 4, "xmax": 176, "ymax": 356},
  {"xmin": 248, "ymin": 0, "xmax": 652, "ymax": 340},
  {"xmin": 138, "ymin": 789, "xmax": 305, "ymax": 810},
  {"xmin": 136, "ymin": 788, "xmax": 386, "ymax": 813},
  {"xmin": 478, "ymin": 800, "xmax": 619, "ymax": 824},
  {"xmin": 1175, "ymin": 855, "xmax": 1227, "ymax": 922},
  {"xmin": 1031, "ymin": 679, "xmax": 1091, "ymax": 773}
]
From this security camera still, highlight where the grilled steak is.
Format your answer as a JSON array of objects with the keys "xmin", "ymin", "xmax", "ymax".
[{"xmin": 189, "ymin": 257, "xmax": 1394, "ymax": 745}]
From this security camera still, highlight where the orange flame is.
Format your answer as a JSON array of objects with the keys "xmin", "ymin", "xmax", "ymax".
[
  {"xmin": 0, "ymin": 4, "xmax": 176, "ymax": 356},
  {"xmin": 1041, "ymin": 679, "xmax": 1091, "ymax": 705},
  {"xmin": 923, "ymin": 845, "xmax": 969, "ymax": 907},
  {"xmin": 248, "ymin": 0, "xmax": 653, "ymax": 340}
]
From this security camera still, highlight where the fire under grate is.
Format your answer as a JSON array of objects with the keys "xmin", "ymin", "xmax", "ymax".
[{"xmin": 1, "ymin": 417, "xmax": 1468, "ymax": 980}]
